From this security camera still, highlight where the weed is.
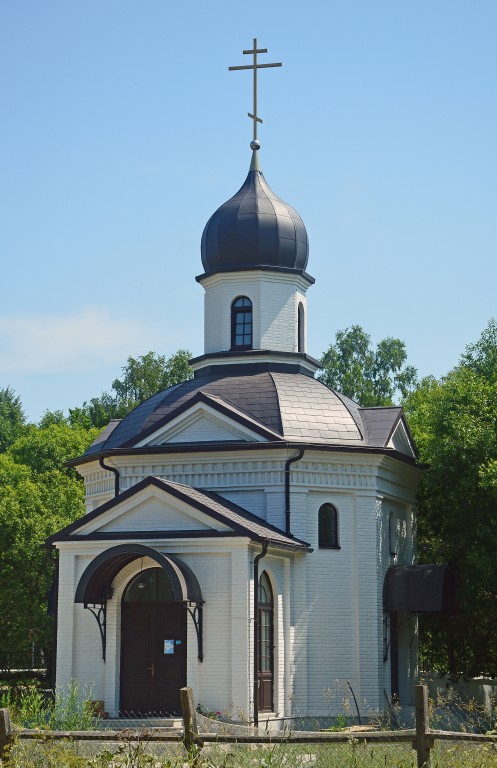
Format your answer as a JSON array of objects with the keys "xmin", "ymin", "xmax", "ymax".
[{"xmin": 5, "ymin": 680, "xmax": 96, "ymax": 730}]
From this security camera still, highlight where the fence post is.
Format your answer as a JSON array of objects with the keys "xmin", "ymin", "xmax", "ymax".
[
  {"xmin": 414, "ymin": 684, "xmax": 432, "ymax": 768},
  {"xmin": 180, "ymin": 687, "xmax": 203, "ymax": 753},
  {"xmin": 0, "ymin": 708, "xmax": 13, "ymax": 763}
]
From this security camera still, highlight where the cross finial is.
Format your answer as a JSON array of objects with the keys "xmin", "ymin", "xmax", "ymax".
[{"xmin": 229, "ymin": 38, "xmax": 282, "ymax": 146}]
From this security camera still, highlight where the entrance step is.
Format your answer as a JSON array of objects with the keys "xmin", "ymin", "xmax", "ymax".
[{"xmin": 96, "ymin": 717, "xmax": 183, "ymax": 730}]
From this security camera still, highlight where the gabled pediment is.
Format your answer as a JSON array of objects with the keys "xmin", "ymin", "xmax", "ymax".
[
  {"xmin": 46, "ymin": 477, "xmax": 310, "ymax": 551},
  {"xmin": 71, "ymin": 484, "xmax": 234, "ymax": 537},
  {"xmin": 387, "ymin": 418, "xmax": 417, "ymax": 458},
  {"xmin": 133, "ymin": 392, "xmax": 282, "ymax": 447}
]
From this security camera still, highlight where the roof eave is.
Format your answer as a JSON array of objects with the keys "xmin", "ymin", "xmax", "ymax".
[{"xmin": 67, "ymin": 440, "xmax": 421, "ymax": 469}]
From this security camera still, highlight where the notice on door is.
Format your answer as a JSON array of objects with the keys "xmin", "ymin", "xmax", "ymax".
[{"xmin": 163, "ymin": 639, "xmax": 175, "ymax": 655}]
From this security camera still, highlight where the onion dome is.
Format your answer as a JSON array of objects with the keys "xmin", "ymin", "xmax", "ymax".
[{"xmin": 201, "ymin": 150, "xmax": 309, "ymax": 276}]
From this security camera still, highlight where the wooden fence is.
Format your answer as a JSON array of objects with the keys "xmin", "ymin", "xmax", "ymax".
[{"xmin": 1, "ymin": 685, "xmax": 496, "ymax": 768}]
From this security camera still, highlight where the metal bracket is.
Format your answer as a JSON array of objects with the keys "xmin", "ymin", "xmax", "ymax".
[
  {"xmin": 186, "ymin": 603, "xmax": 204, "ymax": 662},
  {"xmin": 85, "ymin": 602, "xmax": 107, "ymax": 661}
]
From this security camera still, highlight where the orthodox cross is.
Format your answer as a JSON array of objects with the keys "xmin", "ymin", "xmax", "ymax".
[{"xmin": 229, "ymin": 38, "xmax": 282, "ymax": 142}]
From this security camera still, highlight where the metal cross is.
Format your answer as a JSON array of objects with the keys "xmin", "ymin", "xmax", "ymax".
[{"xmin": 229, "ymin": 38, "xmax": 282, "ymax": 141}]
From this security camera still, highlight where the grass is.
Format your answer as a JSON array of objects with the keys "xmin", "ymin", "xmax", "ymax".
[
  {"xmin": 3, "ymin": 682, "xmax": 497, "ymax": 767},
  {"xmin": 5, "ymin": 738, "xmax": 497, "ymax": 768},
  {"xmin": 0, "ymin": 680, "xmax": 96, "ymax": 730}
]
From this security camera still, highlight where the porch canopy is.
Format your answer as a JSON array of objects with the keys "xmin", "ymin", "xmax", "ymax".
[
  {"xmin": 383, "ymin": 564, "xmax": 459, "ymax": 613},
  {"xmin": 74, "ymin": 543, "xmax": 203, "ymax": 606}
]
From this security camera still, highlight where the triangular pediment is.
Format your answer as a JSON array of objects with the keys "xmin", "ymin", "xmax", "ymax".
[
  {"xmin": 387, "ymin": 418, "xmax": 417, "ymax": 458},
  {"xmin": 134, "ymin": 393, "xmax": 281, "ymax": 447},
  {"xmin": 71, "ymin": 484, "xmax": 235, "ymax": 537},
  {"xmin": 47, "ymin": 477, "xmax": 310, "ymax": 551}
]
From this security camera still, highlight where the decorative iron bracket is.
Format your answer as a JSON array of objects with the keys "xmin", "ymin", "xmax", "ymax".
[
  {"xmin": 85, "ymin": 601, "xmax": 107, "ymax": 661},
  {"xmin": 186, "ymin": 603, "xmax": 204, "ymax": 662}
]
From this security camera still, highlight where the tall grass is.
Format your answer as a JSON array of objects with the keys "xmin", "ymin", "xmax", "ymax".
[
  {"xmin": 6, "ymin": 740, "xmax": 497, "ymax": 768},
  {"xmin": 0, "ymin": 680, "xmax": 95, "ymax": 730}
]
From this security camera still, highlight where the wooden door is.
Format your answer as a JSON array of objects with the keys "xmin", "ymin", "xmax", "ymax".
[{"xmin": 120, "ymin": 569, "xmax": 187, "ymax": 716}]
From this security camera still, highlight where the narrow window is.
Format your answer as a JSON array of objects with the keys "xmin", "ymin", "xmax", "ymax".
[
  {"xmin": 318, "ymin": 503, "xmax": 339, "ymax": 548},
  {"xmin": 389, "ymin": 512, "xmax": 397, "ymax": 556},
  {"xmin": 298, "ymin": 302, "xmax": 305, "ymax": 353},
  {"xmin": 231, "ymin": 296, "xmax": 253, "ymax": 350},
  {"xmin": 258, "ymin": 571, "xmax": 274, "ymax": 712}
]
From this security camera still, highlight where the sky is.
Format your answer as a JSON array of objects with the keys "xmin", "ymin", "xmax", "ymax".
[{"xmin": 1, "ymin": 1, "xmax": 496, "ymax": 422}]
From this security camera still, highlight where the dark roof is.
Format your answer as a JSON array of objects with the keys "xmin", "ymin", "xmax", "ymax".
[
  {"xmin": 200, "ymin": 152, "xmax": 309, "ymax": 278},
  {"xmin": 48, "ymin": 476, "xmax": 310, "ymax": 551},
  {"xmin": 86, "ymin": 419, "xmax": 122, "ymax": 456},
  {"xmin": 361, "ymin": 407, "xmax": 403, "ymax": 447},
  {"xmin": 78, "ymin": 369, "xmax": 417, "ymax": 460}
]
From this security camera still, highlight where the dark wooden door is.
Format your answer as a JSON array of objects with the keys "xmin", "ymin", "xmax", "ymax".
[{"xmin": 120, "ymin": 602, "xmax": 187, "ymax": 715}]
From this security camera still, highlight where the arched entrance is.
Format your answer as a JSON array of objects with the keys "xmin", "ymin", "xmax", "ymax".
[
  {"xmin": 120, "ymin": 568, "xmax": 187, "ymax": 716},
  {"xmin": 74, "ymin": 544, "xmax": 204, "ymax": 715}
]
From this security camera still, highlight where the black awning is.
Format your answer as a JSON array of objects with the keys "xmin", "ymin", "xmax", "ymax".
[
  {"xmin": 74, "ymin": 543, "xmax": 203, "ymax": 606},
  {"xmin": 383, "ymin": 564, "xmax": 459, "ymax": 613}
]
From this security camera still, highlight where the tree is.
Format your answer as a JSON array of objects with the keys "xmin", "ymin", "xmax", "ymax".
[
  {"xmin": 0, "ymin": 386, "xmax": 25, "ymax": 453},
  {"xmin": 318, "ymin": 325, "xmax": 417, "ymax": 406},
  {"xmin": 9, "ymin": 422, "xmax": 99, "ymax": 475},
  {"xmin": 38, "ymin": 409, "xmax": 68, "ymax": 428},
  {"xmin": 111, "ymin": 349, "xmax": 193, "ymax": 405},
  {"xmin": 69, "ymin": 349, "xmax": 193, "ymax": 429},
  {"xmin": 0, "ymin": 422, "xmax": 98, "ymax": 671},
  {"xmin": 404, "ymin": 319, "xmax": 497, "ymax": 676}
]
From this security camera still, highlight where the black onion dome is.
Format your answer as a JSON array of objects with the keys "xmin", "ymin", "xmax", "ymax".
[{"xmin": 201, "ymin": 152, "xmax": 309, "ymax": 276}]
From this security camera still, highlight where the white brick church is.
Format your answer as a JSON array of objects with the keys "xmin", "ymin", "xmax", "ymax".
[{"xmin": 48, "ymin": 138, "xmax": 425, "ymax": 724}]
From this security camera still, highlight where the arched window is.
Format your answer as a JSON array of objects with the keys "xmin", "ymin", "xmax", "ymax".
[
  {"xmin": 231, "ymin": 296, "xmax": 253, "ymax": 350},
  {"xmin": 258, "ymin": 571, "xmax": 274, "ymax": 712},
  {"xmin": 123, "ymin": 567, "xmax": 174, "ymax": 602},
  {"xmin": 318, "ymin": 504, "xmax": 339, "ymax": 548},
  {"xmin": 298, "ymin": 302, "xmax": 305, "ymax": 353}
]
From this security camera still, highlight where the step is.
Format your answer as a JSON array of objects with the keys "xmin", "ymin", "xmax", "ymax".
[{"xmin": 95, "ymin": 717, "xmax": 183, "ymax": 730}]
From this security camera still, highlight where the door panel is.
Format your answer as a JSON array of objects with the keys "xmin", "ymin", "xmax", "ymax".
[
  {"xmin": 121, "ymin": 602, "xmax": 186, "ymax": 715},
  {"xmin": 156, "ymin": 603, "xmax": 187, "ymax": 713}
]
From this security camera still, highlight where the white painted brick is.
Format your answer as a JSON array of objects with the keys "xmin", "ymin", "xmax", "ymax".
[
  {"xmin": 62, "ymin": 449, "xmax": 421, "ymax": 718},
  {"xmin": 200, "ymin": 271, "xmax": 309, "ymax": 354}
]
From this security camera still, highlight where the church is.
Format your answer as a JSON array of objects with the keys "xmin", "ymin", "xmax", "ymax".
[{"xmin": 47, "ymin": 45, "xmax": 427, "ymax": 725}]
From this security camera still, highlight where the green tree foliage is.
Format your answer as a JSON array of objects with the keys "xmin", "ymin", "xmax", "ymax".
[
  {"xmin": 111, "ymin": 349, "xmax": 193, "ymax": 405},
  {"xmin": 9, "ymin": 423, "xmax": 96, "ymax": 475},
  {"xmin": 404, "ymin": 319, "xmax": 497, "ymax": 676},
  {"xmin": 318, "ymin": 325, "xmax": 418, "ymax": 406},
  {"xmin": 0, "ymin": 349, "xmax": 193, "ymax": 671},
  {"xmin": 0, "ymin": 422, "xmax": 98, "ymax": 671},
  {"xmin": 69, "ymin": 349, "xmax": 193, "ymax": 428},
  {"xmin": 0, "ymin": 386, "xmax": 26, "ymax": 453},
  {"xmin": 38, "ymin": 409, "xmax": 67, "ymax": 428}
]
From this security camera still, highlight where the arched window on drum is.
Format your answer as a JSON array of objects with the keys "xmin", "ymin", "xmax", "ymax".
[
  {"xmin": 298, "ymin": 302, "xmax": 305, "ymax": 353},
  {"xmin": 231, "ymin": 296, "xmax": 253, "ymax": 350}
]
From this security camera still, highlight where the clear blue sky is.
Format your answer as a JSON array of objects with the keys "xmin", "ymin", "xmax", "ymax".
[{"xmin": 1, "ymin": 1, "xmax": 496, "ymax": 422}]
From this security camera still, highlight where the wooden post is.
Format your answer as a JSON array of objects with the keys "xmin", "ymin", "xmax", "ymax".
[
  {"xmin": 0, "ymin": 708, "xmax": 13, "ymax": 763},
  {"xmin": 414, "ymin": 684, "xmax": 433, "ymax": 768},
  {"xmin": 180, "ymin": 687, "xmax": 203, "ymax": 752}
]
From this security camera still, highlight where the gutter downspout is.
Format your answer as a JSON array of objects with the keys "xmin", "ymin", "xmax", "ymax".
[
  {"xmin": 285, "ymin": 448, "xmax": 305, "ymax": 535},
  {"xmin": 49, "ymin": 547, "xmax": 59, "ymax": 690},
  {"xmin": 253, "ymin": 540, "xmax": 268, "ymax": 727},
  {"xmin": 99, "ymin": 457, "xmax": 120, "ymax": 497}
]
